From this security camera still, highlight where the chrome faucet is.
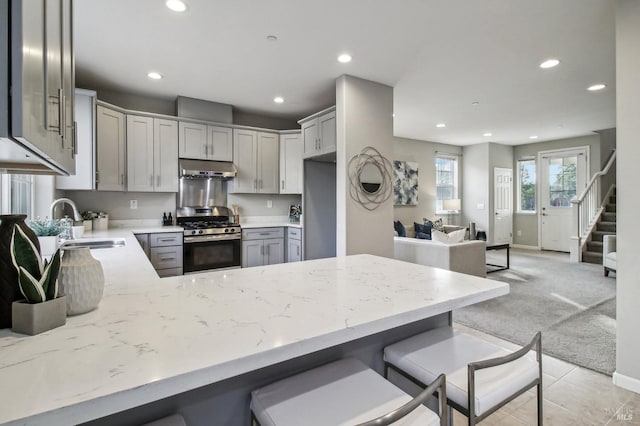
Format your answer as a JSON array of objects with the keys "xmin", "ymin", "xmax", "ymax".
[{"xmin": 50, "ymin": 198, "xmax": 82, "ymax": 222}]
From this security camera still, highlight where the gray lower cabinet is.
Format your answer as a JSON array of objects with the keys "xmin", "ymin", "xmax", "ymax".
[
  {"xmin": 136, "ymin": 232, "xmax": 183, "ymax": 277},
  {"xmin": 287, "ymin": 227, "xmax": 302, "ymax": 262},
  {"xmin": 242, "ymin": 228, "xmax": 284, "ymax": 268}
]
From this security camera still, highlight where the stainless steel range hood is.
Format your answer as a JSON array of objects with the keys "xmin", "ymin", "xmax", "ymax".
[{"xmin": 179, "ymin": 159, "xmax": 237, "ymax": 179}]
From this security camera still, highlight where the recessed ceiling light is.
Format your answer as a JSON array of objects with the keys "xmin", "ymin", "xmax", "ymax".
[
  {"xmin": 471, "ymin": 101, "xmax": 480, "ymax": 106},
  {"xmin": 338, "ymin": 54, "xmax": 352, "ymax": 63},
  {"xmin": 147, "ymin": 72, "xmax": 163, "ymax": 80},
  {"xmin": 540, "ymin": 58, "xmax": 560, "ymax": 69},
  {"xmin": 392, "ymin": 113, "xmax": 395, "ymax": 118},
  {"xmin": 266, "ymin": 35, "xmax": 278, "ymax": 42},
  {"xmin": 166, "ymin": 0, "xmax": 187, "ymax": 12},
  {"xmin": 483, "ymin": 132, "xmax": 492, "ymax": 137},
  {"xmin": 273, "ymin": 97, "xmax": 284, "ymax": 104},
  {"xmin": 587, "ymin": 83, "xmax": 606, "ymax": 91},
  {"xmin": 529, "ymin": 135, "xmax": 539, "ymax": 140},
  {"xmin": 436, "ymin": 123, "xmax": 446, "ymax": 128}
]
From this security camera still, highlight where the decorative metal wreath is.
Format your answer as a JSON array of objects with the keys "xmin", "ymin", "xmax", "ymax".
[{"xmin": 347, "ymin": 146, "xmax": 393, "ymax": 211}]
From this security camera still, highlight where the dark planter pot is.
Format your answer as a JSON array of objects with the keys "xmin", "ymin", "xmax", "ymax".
[{"xmin": 0, "ymin": 215, "xmax": 40, "ymax": 328}]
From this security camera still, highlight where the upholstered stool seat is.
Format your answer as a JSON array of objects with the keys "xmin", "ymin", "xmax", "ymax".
[
  {"xmin": 384, "ymin": 327, "xmax": 542, "ymax": 425},
  {"xmin": 250, "ymin": 357, "xmax": 445, "ymax": 426}
]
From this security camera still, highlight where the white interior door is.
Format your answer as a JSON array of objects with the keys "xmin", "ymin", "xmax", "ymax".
[
  {"xmin": 494, "ymin": 168, "xmax": 513, "ymax": 244},
  {"xmin": 539, "ymin": 148, "xmax": 588, "ymax": 251}
]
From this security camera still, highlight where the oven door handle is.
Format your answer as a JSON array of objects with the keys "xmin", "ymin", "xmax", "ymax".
[{"xmin": 184, "ymin": 235, "xmax": 241, "ymax": 243}]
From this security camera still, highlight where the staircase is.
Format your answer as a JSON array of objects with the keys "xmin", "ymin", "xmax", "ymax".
[{"xmin": 582, "ymin": 189, "xmax": 616, "ymax": 264}]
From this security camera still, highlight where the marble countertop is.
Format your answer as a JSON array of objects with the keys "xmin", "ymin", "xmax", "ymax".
[
  {"xmin": 240, "ymin": 222, "xmax": 302, "ymax": 229},
  {"xmin": 0, "ymin": 229, "xmax": 507, "ymax": 425}
]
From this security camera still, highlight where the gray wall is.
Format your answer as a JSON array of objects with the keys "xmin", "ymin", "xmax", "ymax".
[
  {"xmin": 597, "ymin": 128, "xmax": 617, "ymax": 200},
  {"xmin": 87, "ymin": 88, "xmax": 176, "ymax": 116},
  {"xmin": 63, "ymin": 190, "xmax": 176, "ymax": 221},
  {"xmin": 227, "ymin": 193, "xmax": 301, "ymax": 218},
  {"xmin": 512, "ymin": 134, "xmax": 600, "ymax": 247},
  {"xmin": 303, "ymin": 160, "xmax": 336, "ymax": 260},
  {"xmin": 393, "ymin": 138, "xmax": 463, "ymax": 235},
  {"xmin": 336, "ymin": 75, "xmax": 394, "ymax": 257},
  {"xmin": 233, "ymin": 111, "xmax": 299, "ymax": 130},
  {"xmin": 462, "ymin": 144, "xmax": 490, "ymax": 240},
  {"xmin": 615, "ymin": 0, "xmax": 640, "ymax": 392}
]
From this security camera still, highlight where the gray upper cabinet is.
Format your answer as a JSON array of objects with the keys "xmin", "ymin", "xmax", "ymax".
[
  {"xmin": 8, "ymin": 0, "xmax": 76, "ymax": 174},
  {"xmin": 56, "ymin": 89, "xmax": 96, "ymax": 190},
  {"xmin": 232, "ymin": 129, "xmax": 279, "ymax": 194},
  {"xmin": 96, "ymin": 105, "xmax": 126, "ymax": 191},
  {"xmin": 179, "ymin": 121, "xmax": 232, "ymax": 162},
  {"xmin": 300, "ymin": 107, "xmax": 336, "ymax": 159},
  {"xmin": 127, "ymin": 115, "xmax": 178, "ymax": 192},
  {"xmin": 279, "ymin": 132, "xmax": 302, "ymax": 194}
]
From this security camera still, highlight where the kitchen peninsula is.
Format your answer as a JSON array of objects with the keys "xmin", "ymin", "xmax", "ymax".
[{"xmin": 0, "ymin": 230, "xmax": 508, "ymax": 425}]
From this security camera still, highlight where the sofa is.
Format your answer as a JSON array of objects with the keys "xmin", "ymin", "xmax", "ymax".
[
  {"xmin": 603, "ymin": 235, "xmax": 616, "ymax": 277},
  {"xmin": 394, "ymin": 236, "xmax": 487, "ymax": 277}
]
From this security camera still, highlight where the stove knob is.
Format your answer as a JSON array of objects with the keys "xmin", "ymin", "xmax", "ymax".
[
  {"xmin": 229, "ymin": 228, "xmax": 235, "ymax": 233},
  {"xmin": 224, "ymin": 228, "xmax": 229, "ymax": 233},
  {"xmin": 198, "ymin": 230, "xmax": 204, "ymax": 234},
  {"xmin": 191, "ymin": 230, "xmax": 196, "ymax": 235}
]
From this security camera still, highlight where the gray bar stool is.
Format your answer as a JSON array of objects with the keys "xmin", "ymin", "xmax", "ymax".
[
  {"xmin": 250, "ymin": 357, "xmax": 447, "ymax": 426},
  {"xmin": 384, "ymin": 327, "xmax": 542, "ymax": 426}
]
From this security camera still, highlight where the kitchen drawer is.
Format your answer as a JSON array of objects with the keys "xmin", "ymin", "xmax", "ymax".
[
  {"xmin": 287, "ymin": 227, "xmax": 301, "ymax": 240},
  {"xmin": 157, "ymin": 267, "xmax": 183, "ymax": 278},
  {"xmin": 149, "ymin": 232, "xmax": 183, "ymax": 247},
  {"xmin": 150, "ymin": 246, "xmax": 183, "ymax": 270},
  {"xmin": 242, "ymin": 227, "xmax": 284, "ymax": 241}
]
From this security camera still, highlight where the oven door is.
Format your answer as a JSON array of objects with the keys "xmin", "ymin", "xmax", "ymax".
[{"xmin": 183, "ymin": 238, "xmax": 241, "ymax": 273}]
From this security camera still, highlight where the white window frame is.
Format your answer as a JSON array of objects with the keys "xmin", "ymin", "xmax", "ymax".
[
  {"xmin": 0, "ymin": 174, "xmax": 35, "ymax": 218},
  {"xmin": 435, "ymin": 155, "xmax": 460, "ymax": 214},
  {"xmin": 517, "ymin": 158, "xmax": 537, "ymax": 214}
]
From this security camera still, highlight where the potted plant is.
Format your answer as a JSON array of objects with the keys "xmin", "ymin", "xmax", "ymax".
[
  {"xmin": 10, "ymin": 225, "xmax": 66, "ymax": 335},
  {"xmin": 28, "ymin": 217, "xmax": 61, "ymax": 257}
]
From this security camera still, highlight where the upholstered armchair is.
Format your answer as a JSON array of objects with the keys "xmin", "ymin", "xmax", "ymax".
[{"xmin": 603, "ymin": 235, "xmax": 616, "ymax": 277}]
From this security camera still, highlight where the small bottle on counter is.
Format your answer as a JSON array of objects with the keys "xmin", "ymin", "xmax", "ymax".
[{"xmin": 168, "ymin": 212, "xmax": 173, "ymax": 225}]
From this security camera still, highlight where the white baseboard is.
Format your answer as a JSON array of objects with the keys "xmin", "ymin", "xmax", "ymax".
[
  {"xmin": 613, "ymin": 371, "xmax": 640, "ymax": 394},
  {"xmin": 510, "ymin": 244, "xmax": 540, "ymax": 250}
]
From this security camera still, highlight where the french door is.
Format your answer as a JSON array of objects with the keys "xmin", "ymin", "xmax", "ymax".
[{"xmin": 539, "ymin": 148, "xmax": 588, "ymax": 252}]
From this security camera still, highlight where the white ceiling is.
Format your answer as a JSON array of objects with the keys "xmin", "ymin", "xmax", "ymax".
[{"xmin": 74, "ymin": 0, "xmax": 615, "ymax": 146}]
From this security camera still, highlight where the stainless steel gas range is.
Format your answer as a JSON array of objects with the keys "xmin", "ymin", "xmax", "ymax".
[
  {"xmin": 177, "ymin": 206, "xmax": 241, "ymax": 273},
  {"xmin": 176, "ymin": 159, "xmax": 241, "ymax": 273}
]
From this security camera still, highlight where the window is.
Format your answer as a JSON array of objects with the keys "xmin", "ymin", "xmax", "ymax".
[
  {"xmin": 517, "ymin": 159, "xmax": 536, "ymax": 212},
  {"xmin": 435, "ymin": 156, "xmax": 459, "ymax": 213},
  {"xmin": 0, "ymin": 174, "xmax": 34, "ymax": 218},
  {"xmin": 548, "ymin": 156, "xmax": 577, "ymax": 207}
]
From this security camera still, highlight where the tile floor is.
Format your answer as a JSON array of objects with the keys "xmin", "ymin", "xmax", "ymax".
[{"xmin": 453, "ymin": 324, "xmax": 640, "ymax": 425}]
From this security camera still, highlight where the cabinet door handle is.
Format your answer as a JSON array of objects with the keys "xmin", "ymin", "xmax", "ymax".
[
  {"xmin": 150, "ymin": 175, "xmax": 154, "ymax": 186},
  {"xmin": 259, "ymin": 179, "xmax": 263, "ymax": 189},
  {"xmin": 120, "ymin": 174, "xmax": 124, "ymax": 185},
  {"xmin": 58, "ymin": 89, "xmax": 65, "ymax": 138},
  {"xmin": 254, "ymin": 179, "xmax": 257, "ymax": 190},
  {"xmin": 281, "ymin": 180, "xmax": 284, "ymax": 190},
  {"xmin": 72, "ymin": 121, "xmax": 78, "ymax": 156},
  {"xmin": 160, "ymin": 256, "xmax": 175, "ymax": 261},
  {"xmin": 297, "ymin": 246, "xmax": 300, "ymax": 256},
  {"xmin": 259, "ymin": 233, "xmax": 270, "ymax": 236},
  {"xmin": 159, "ymin": 238, "xmax": 176, "ymax": 242},
  {"xmin": 157, "ymin": 175, "xmax": 160, "ymax": 187},
  {"xmin": 210, "ymin": 143, "xmax": 214, "ymax": 156}
]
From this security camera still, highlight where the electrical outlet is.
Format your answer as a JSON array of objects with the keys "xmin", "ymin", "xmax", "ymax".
[
  {"xmin": 267, "ymin": 200, "xmax": 273, "ymax": 208},
  {"xmin": 130, "ymin": 200, "xmax": 138, "ymax": 209},
  {"xmin": 477, "ymin": 203, "xmax": 485, "ymax": 209},
  {"xmin": 517, "ymin": 230, "xmax": 522, "ymax": 236}
]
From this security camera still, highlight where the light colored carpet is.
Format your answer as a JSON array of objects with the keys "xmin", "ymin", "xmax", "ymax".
[{"xmin": 454, "ymin": 248, "xmax": 616, "ymax": 375}]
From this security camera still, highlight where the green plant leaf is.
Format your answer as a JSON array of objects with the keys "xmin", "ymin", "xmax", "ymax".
[
  {"xmin": 10, "ymin": 226, "xmax": 43, "ymax": 279},
  {"xmin": 42, "ymin": 249, "xmax": 61, "ymax": 300},
  {"xmin": 18, "ymin": 267, "xmax": 45, "ymax": 304}
]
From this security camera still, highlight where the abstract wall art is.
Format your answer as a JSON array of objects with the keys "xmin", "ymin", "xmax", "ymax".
[{"xmin": 393, "ymin": 160, "xmax": 419, "ymax": 205}]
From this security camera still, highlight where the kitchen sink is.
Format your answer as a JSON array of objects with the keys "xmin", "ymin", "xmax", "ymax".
[{"xmin": 60, "ymin": 238, "xmax": 126, "ymax": 250}]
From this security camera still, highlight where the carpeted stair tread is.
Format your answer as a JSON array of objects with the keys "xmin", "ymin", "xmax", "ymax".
[
  {"xmin": 591, "ymin": 231, "xmax": 615, "ymax": 242},
  {"xmin": 602, "ymin": 212, "xmax": 616, "ymax": 222},
  {"xmin": 582, "ymin": 251, "xmax": 603, "ymax": 264},
  {"xmin": 597, "ymin": 222, "xmax": 617, "ymax": 232},
  {"xmin": 605, "ymin": 204, "xmax": 616, "ymax": 213},
  {"xmin": 587, "ymin": 241, "xmax": 603, "ymax": 252}
]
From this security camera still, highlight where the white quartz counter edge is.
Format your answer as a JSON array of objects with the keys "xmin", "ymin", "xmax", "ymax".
[
  {"xmin": 240, "ymin": 222, "xmax": 302, "ymax": 229},
  {"xmin": 0, "ymin": 229, "xmax": 507, "ymax": 425}
]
